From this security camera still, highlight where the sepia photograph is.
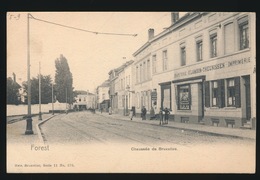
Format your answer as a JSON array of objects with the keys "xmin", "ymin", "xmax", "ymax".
[{"xmin": 6, "ymin": 11, "xmax": 256, "ymax": 173}]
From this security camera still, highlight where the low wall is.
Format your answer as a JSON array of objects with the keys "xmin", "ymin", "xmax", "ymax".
[{"xmin": 7, "ymin": 103, "xmax": 68, "ymax": 116}]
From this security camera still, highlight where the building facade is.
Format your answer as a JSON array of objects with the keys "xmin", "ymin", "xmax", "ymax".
[
  {"xmin": 73, "ymin": 91, "xmax": 95, "ymax": 110},
  {"xmin": 132, "ymin": 12, "xmax": 255, "ymax": 129},
  {"xmin": 110, "ymin": 60, "xmax": 134, "ymax": 116},
  {"xmin": 96, "ymin": 80, "xmax": 110, "ymax": 112}
]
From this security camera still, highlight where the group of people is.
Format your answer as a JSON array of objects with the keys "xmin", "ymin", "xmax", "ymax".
[{"xmin": 129, "ymin": 106, "xmax": 170, "ymax": 125}]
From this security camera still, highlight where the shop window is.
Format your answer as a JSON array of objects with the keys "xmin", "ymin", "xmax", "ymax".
[
  {"xmin": 227, "ymin": 79, "xmax": 235, "ymax": 106},
  {"xmin": 181, "ymin": 47, "xmax": 186, "ymax": 66},
  {"xmin": 196, "ymin": 40, "xmax": 203, "ymax": 61},
  {"xmin": 239, "ymin": 21, "xmax": 249, "ymax": 50},
  {"xmin": 177, "ymin": 85, "xmax": 191, "ymax": 110},
  {"xmin": 210, "ymin": 34, "xmax": 217, "ymax": 58},
  {"xmin": 205, "ymin": 79, "xmax": 225, "ymax": 108},
  {"xmin": 227, "ymin": 77, "xmax": 241, "ymax": 107},
  {"xmin": 212, "ymin": 81, "xmax": 218, "ymax": 106}
]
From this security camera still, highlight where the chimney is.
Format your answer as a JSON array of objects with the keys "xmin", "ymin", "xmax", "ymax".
[
  {"xmin": 148, "ymin": 28, "xmax": 154, "ymax": 40},
  {"xmin": 12, "ymin": 72, "xmax": 16, "ymax": 83},
  {"xmin": 171, "ymin": 12, "xmax": 179, "ymax": 24}
]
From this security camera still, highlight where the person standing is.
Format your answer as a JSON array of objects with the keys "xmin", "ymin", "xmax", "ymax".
[
  {"xmin": 109, "ymin": 106, "xmax": 112, "ymax": 115},
  {"xmin": 150, "ymin": 106, "xmax": 155, "ymax": 120},
  {"xmin": 159, "ymin": 107, "xmax": 164, "ymax": 125},
  {"xmin": 141, "ymin": 106, "xmax": 147, "ymax": 120},
  {"xmin": 129, "ymin": 106, "xmax": 134, "ymax": 120},
  {"xmin": 164, "ymin": 107, "xmax": 170, "ymax": 124}
]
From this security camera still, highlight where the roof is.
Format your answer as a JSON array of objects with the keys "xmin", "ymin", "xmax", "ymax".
[
  {"xmin": 74, "ymin": 90, "xmax": 94, "ymax": 95},
  {"xmin": 99, "ymin": 79, "xmax": 110, "ymax": 87},
  {"xmin": 133, "ymin": 12, "xmax": 205, "ymax": 57}
]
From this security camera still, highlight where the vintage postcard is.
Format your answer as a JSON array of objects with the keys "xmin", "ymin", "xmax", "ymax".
[{"xmin": 6, "ymin": 12, "xmax": 256, "ymax": 173}]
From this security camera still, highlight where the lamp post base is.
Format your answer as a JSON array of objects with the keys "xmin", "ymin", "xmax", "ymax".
[
  {"xmin": 38, "ymin": 112, "xmax": 42, "ymax": 120},
  {"xmin": 25, "ymin": 117, "xmax": 34, "ymax": 135}
]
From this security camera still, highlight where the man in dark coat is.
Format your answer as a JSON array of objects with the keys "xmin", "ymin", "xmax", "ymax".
[
  {"xmin": 141, "ymin": 106, "xmax": 147, "ymax": 120},
  {"xmin": 164, "ymin": 107, "xmax": 170, "ymax": 124}
]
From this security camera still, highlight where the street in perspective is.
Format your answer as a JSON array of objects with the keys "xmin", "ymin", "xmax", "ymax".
[{"xmin": 7, "ymin": 12, "xmax": 256, "ymax": 173}]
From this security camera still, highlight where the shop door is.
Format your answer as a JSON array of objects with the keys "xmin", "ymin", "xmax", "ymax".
[
  {"xmin": 244, "ymin": 76, "xmax": 251, "ymax": 121},
  {"xmin": 199, "ymin": 82, "xmax": 204, "ymax": 121}
]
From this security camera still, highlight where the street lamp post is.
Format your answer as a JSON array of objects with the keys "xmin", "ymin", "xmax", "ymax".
[
  {"xmin": 25, "ymin": 13, "xmax": 33, "ymax": 135},
  {"xmin": 38, "ymin": 61, "xmax": 42, "ymax": 120}
]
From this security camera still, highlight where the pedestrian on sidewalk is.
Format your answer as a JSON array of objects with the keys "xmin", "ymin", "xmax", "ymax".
[
  {"xmin": 150, "ymin": 106, "xmax": 155, "ymax": 120},
  {"xmin": 141, "ymin": 106, "xmax": 147, "ymax": 120},
  {"xmin": 159, "ymin": 107, "xmax": 164, "ymax": 125},
  {"xmin": 164, "ymin": 107, "xmax": 170, "ymax": 124},
  {"xmin": 129, "ymin": 106, "xmax": 134, "ymax": 120},
  {"xmin": 109, "ymin": 107, "xmax": 112, "ymax": 115}
]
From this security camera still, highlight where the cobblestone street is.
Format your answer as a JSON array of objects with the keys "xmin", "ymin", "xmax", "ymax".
[{"xmin": 41, "ymin": 111, "xmax": 254, "ymax": 147}]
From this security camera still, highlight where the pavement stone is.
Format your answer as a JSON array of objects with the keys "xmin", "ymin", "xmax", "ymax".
[
  {"xmin": 7, "ymin": 113, "xmax": 55, "ymax": 144},
  {"xmin": 97, "ymin": 111, "xmax": 256, "ymax": 140}
]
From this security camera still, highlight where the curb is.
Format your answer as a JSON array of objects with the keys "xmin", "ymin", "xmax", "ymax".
[
  {"xmin": 97, "ymin": 113, "xmax": 255, "ymax": 140},
  {"xmin": 36, "ymin": 115, "xmax": 56, "ymax": 144}
]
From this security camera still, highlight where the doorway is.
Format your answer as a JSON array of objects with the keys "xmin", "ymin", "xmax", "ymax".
[{"xmin": 243, "ymin": 75, "xmax": 251, "ymax": 121}]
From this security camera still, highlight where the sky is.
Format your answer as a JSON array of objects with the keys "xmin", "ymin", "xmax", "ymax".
[{"xmin": 7, "ymin": 12, "xmax": 186, "ymax": 93}]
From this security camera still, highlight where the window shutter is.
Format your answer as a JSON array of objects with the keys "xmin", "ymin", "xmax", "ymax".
[
  {"xmin": 175, "ymin": 86, "xmax": 179, "ymax": 107},
  {"xmin": 235, "ymin": 77, "xmax": 241, "ymax": 108},
  {"xmin": 204, "ymin": 81, "xmax": 210, "ymax": 107},
  {"xmin": 189, "ymin": 85, "xmax": 192, "ymax": 106},
  {"xmin": 218, "ymin": 79, "xmax": 225, "ymax": 108}
]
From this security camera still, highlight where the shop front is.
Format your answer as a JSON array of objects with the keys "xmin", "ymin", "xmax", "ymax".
[{"xmin": 171, "ymin": 51, "xmax": 254, "ymax": 128}]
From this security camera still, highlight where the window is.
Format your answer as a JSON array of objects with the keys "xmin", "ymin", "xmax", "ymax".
[
  {"xmin": 210, "ymin": 34, "xmax": 217, "ymax": 58},
  {"xmin": 227, "ymin": 79, "xmax": 235, "ymax": 106},
  {"xmin": 212, "ymin": 81, "xmax": 218, "ymax": 106},
  {"xmin": 136, "ymin": 66, "xmax": 139, "ymax": 83},
  {"xmin": 239, "ymin": 21, "xmax": 249, "ymax": 50},
  {"xmin": 181, "ymin": 47, "xmax": 186, "ymax": 66},
  {"xmin": 178, "ymin": 85, "xmax": 190, "ymax": 110},
  {"xmin": 163, "ymin": 50, "xmax": 168, "ymax": 71},
  {"xmin": 197, "ymin": 40, "xmax": 203, "ymax": 61},
  {"xmin": 152, "ymin": 55, "xmax": 157, "ymax": 74},
  {"xmin": 143, "ymin": 61, "xmax": 146, "ymax": 81},
  {"xmin": 140, "ymin": 64, "xmax": 142, "ymax": 82},
  {"xmin": 147, "ymin": 59, "xmax": 151, "ymax": 79},
  {"xmin": 205, "ymin": 79, "xmax": 225, "ymax": 108}
]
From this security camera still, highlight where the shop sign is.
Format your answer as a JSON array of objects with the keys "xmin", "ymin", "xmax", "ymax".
[
  {"xmin": 151, "ymin": 91, "xmax": 157, "ymax": 101},
  {"xmin": 174, "ymin": 57, "xmax": 251, "ymax": 78}
]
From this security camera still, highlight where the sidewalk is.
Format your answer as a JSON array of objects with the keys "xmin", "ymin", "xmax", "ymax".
[
  {"xmin": 7, "ymin": 113, "xmax": 55, "ymax": 144},
  {"xmin": 97, "ymin": 112, "xmax": 256, "ymax": 140}
]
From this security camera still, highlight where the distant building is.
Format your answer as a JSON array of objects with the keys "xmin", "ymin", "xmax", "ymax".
[
  {"xmin": 96, "ymin": 80, "xmax": 110, "ymax": 112},
  {"xmin": 110, "ymin": 60, "xmax": 134, "ymax": 116},
  {"xmin": 73, "ymin": 90, "xmax": 95, "ymax": 110}
]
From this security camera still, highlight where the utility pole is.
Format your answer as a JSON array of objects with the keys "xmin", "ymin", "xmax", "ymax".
[
  {"xmin": 25, "ymin": 13, "xmax": 33, "ymax": 135},
  {"xmin": 38, "ymin": 61, "xmax": 42, "ymax": 120},
  {"xmin": 52, "ymin": 83, "xmax": 54, "ymax": 115}
]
